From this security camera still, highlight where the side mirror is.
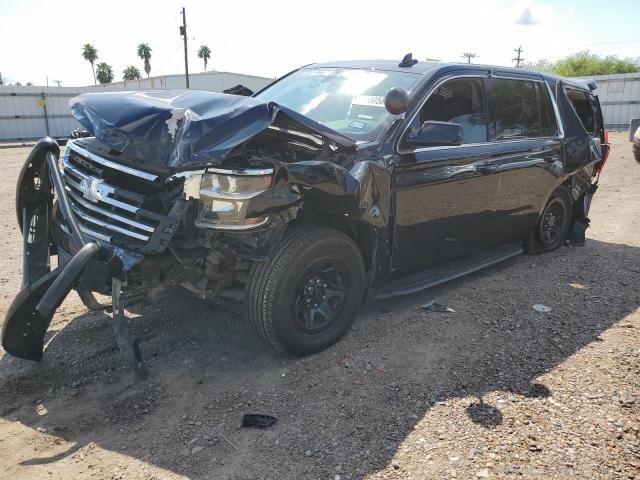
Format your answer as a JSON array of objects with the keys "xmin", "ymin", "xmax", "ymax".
[
  {"xmin": 405, "ymin": 121, "xmax": 463, "ymax": 147},
  {"xmin": 384, "ymin": 87, "xmax": 409, "ymax": 115}
]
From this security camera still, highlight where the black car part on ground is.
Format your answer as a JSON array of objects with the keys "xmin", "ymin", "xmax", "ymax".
[{"xmin": 241, "ymin": 414, "xmax": 278, "ymax": 428}]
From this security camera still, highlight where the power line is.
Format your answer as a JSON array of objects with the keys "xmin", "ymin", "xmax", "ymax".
[
  {"xmin": 461, "ymin": 52, "xmax": 478, "ymax": 64},
  {"xmin": 180, "ymin": 7, "xmax": 190, "ymax": 88},
  {"xmin": 512, "ymin": 46, "xmax": 524, "ymax": 68}
]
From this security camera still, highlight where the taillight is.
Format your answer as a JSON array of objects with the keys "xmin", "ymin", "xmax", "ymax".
[{"xmin": 593, "ymin": 129, "xmax": 610, "ymax": 176}]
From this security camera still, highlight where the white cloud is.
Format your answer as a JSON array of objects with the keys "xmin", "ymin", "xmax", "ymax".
[{"xmin": 515, "ymin": 7, "xmax": 538, "ymax": 25}]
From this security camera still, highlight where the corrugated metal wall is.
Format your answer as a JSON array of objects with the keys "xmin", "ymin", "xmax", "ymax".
[
  {"xmin": 3, "ymin": 70, "xmax": 636, "ymax": 140},
  {"xmin": 579, "ymin": 73, "xmax": 640, "ymax": 130},
  {"xmin": 0, "ymin": 86, "xmax": 94, "ymax": 140},
  {"xmin": 0, "ymin": 71, "xmax": 273, "ymax": 141}
]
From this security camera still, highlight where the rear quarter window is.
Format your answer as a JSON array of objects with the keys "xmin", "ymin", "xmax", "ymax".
[{"xmin": 565, "ymin": 88, "xmax": 599, "ymax": 135}]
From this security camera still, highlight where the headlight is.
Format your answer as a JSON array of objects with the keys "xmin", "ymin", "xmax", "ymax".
[{"xmin": 183, "ymin": 168, "xmax": 273, "ymax": 229}]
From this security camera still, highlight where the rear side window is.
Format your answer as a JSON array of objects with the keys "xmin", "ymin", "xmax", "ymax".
[
  {"xmin": 491, "ymin": 79, "xmax": 541, "ymax": 139},
  {"xmin": 565, "ymin": 88, "xmax": 598, "ymax": 135}
]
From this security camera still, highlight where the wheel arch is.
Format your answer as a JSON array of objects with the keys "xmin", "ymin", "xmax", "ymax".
[{"xmin": 288, "ymin": 209, "xmax": 376, "ymax": 274}]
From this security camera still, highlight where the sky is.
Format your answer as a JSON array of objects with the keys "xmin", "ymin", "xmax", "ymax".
[{"xmin": 1, "ymin": 0, "xmax": 639, "ymax": 86}]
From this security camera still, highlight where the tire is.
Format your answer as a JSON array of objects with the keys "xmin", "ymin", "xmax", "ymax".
[
  {"xmin": 246, "ymin": 225, "xmax": 365, "ymax": 356},
  {"xmin": 524, "ymin": 185, "xmax": 572, "ymax": 254}
]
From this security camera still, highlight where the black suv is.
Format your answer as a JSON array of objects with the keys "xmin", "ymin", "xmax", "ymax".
[{"xmin": 3, "ymin": 55, "xmax": 609, "ymax": 374}]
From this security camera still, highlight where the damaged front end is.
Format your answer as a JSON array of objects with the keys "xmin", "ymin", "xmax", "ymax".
[{"xmin": 2, "ymin": 90, "xmax": 392, "ymax": 373}]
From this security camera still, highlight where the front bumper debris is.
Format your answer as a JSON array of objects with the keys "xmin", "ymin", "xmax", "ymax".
[
  {"xmin": 1, "ymin": 140, "xmax": 146, "ymax": 375},
  {"xmin": 2, "ymin": 243, "xmax": 100, "ymax": 360}
]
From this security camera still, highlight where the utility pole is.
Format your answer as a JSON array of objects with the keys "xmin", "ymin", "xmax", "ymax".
[
  {"xmin": 461, "ymin": 52, "xmax": 478, "ymax": 64},
  {"xmin": 512, "ymin": 46, "xmax": 524, "ymax": 68},
  {"xmin": 180, "ymin": 7, "xmax": 190, "ymax": 88}
]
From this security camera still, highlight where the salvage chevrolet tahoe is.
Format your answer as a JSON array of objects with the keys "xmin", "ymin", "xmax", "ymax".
[{"xmin": 2, "ymin": 55, "xmax": 610, "ymax": 375}]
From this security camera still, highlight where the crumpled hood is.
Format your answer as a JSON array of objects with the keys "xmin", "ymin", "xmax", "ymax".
[{"xmin": 69, "ymin": 90, "xmax": 356, "ymax": 171}]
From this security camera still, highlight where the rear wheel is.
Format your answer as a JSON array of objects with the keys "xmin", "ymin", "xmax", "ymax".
[
  {"xmin": 525, "ymin": 186, "xmax": 572, "ymax": 254},
  {"xmin": 246, "ymin": 226, "xmax": 365, "ymax": 356}
]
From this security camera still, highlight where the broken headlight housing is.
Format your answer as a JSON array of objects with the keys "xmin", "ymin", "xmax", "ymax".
[{"xmin": 183, "ymin": 168, "xmax": 273, "ymax": 229}]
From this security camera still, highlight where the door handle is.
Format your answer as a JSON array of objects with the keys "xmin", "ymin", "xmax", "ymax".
[{"xmin": 475, "ymin": 164, "xmax": 499, "ymax": 174}]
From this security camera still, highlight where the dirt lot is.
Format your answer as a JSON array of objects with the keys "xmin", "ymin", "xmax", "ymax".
[{"xmin": 0, "ymin": 132, "xmax": 638, "ymax": 480}]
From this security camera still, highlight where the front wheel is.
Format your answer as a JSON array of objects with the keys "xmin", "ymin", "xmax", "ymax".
[
  {"xmin": 525, "ymin": 185, "xmax": 572, "ymax": 254},
  {"xmin": 246, "ymin": 226, "xmax": 365, "ymax": 356}
]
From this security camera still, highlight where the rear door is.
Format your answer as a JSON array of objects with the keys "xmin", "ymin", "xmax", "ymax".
[
  {"xmin": 559, "ymin": 85, "xmax": 604, "ymax": 172},
  {"xmin": 484, "ymin": 75, "xmax": 564, "ymax": 246},
  {"xmin": 392, "ymin": 74, "xmax": 502, "ymax": 276}
]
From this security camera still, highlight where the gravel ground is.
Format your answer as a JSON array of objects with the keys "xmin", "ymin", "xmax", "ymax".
[{"xmin": 0, "ymin": 132, "xmax": 638, "ymax": 480}]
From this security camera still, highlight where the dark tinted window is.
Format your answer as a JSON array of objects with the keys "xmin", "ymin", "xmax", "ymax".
[
  {"xmin": 492, "ymin": 79, "xmax": 541, "ymax": 139},
  {"xmin": 566, "ymin": 88, "xmax": 598, "ymax": 135},
  {"xmin": 413, "ymin": 78, "xmax": 487, "ymax": 144},
  {"xmin": 537, "ymin": 83, "xmax": 558, "ymax": 137}
]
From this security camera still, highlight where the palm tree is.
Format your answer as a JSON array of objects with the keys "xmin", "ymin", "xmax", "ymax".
[
  {"xmin": 122, "ymin": 65, "xmax": 141, "ymax": 81},
  {"xmin": 81, "ymin": 44, "xmax": 99, "ymax": 84},
  {"xmin": 96, "ymin": 62, "xmax": 114, "ymax": 84},
  {"xmin": 137, "ymin": 43, "xmax": 152, "ymax": 77},
  {"xmin": 197, "ymin": 45, "xmax": 212, "ymax": 71}
]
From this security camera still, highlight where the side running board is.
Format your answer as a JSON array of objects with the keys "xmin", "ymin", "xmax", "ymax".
[{"xmin": 374, "ymin": 243, "xmax": 523, "ymax": 300}]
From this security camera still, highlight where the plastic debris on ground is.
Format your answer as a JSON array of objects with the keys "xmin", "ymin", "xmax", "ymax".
[
  {"xmin": 532, "ymin": 304, "xmax": 552, "ymax": 313},
  {"xmin": 241, "ymin": 414, "xmax": 278, "ymax": 429},
  {"xmin": 421, "ymin": 301, "xmax": 455, "ymax": 313}
]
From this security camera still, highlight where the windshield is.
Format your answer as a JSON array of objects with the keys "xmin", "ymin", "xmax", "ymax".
[{"xmin": 255, "ymin": 68, "xmax": 420, "ymax": 142}]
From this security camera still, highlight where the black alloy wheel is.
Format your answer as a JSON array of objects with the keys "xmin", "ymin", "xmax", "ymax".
[
  {"xmin": 246, "ymin": 226, "xmax": 365, "ymax": 356},
  {"xmin": 293, "ymin": 258, "xmax": 347, "ymax": 334},
  {"xmin": 525, "ymin": 185, "xmax": 573, "ymax": 254},
  {"xmin": 538, "ymin": 197, "xmax": 568, "ymax": 247}
]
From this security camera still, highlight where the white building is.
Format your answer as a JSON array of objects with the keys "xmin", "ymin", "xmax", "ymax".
[{"xmin": 89, "ymin": 70, "xmax": 273, "ymax": 94}]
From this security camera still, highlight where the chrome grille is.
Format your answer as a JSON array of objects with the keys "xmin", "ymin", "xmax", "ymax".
[{"xmin": 61, "ymin": 141, "xmax": 164, "ymax": 246}]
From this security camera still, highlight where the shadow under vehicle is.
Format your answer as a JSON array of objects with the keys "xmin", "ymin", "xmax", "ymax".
[{"xmin": 2, "ymin": 54, "xmax": 610, "ymax": 374}]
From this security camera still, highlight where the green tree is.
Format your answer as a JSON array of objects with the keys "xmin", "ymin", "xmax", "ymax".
[
  {"xmin": 525, "ymin": 51, "xmax": 639, "ymax": 77},
  {"xmin": 96, "ymin": 62, "xmax": 114, "ymax": 84},
  {"xmin": 197, "ymin": 45, "xmax": 212, "ymax": 71},
  {"xmin": 0, "ymin": 71, "xmax": 3, "ymax": 85},
  {"xmin": 81, "ymin": 44, "xmax": 99, "ymax": 84},
  {"xmin": 122, "ymin": 65, "xmax": 141, "ymax": 81},
  {"xmin": 554, "ymin": 51, "xmax": 639, "ymax": 76},
  {"xmin": 137, "ymin": 43, "xmax": 152, "ymax": 77},
  {"xmin": 521, "ymin": 59, "xmax": 554, "ymax": 73}
]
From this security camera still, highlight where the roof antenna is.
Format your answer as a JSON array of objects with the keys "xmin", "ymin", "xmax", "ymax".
[{"xmin": 399, "ymin": 53, "xmax": 418, "ymax": 68}]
